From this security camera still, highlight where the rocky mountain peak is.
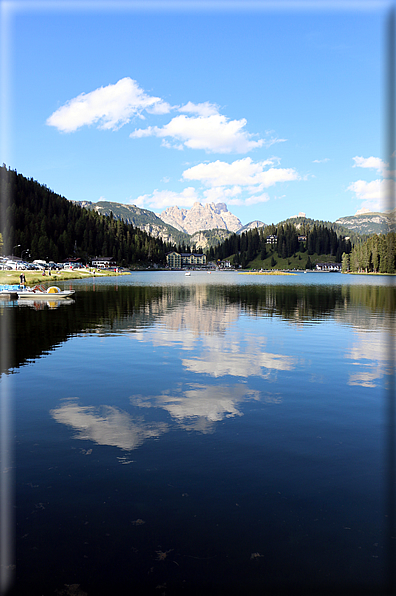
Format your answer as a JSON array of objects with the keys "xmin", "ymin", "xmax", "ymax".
[{"xmin": 159, "ymin": 202, "xmax": 242, "ymax": 235}]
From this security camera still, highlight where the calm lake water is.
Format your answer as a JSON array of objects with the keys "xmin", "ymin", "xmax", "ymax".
[{"xmin": 1, "ymin": 271, "xmax": 395, "ymax": 596}]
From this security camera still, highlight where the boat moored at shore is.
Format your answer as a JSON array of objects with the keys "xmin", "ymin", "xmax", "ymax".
[{"xmin": 17, "ymin": 285, "xmax": 75, "ymax": 299}]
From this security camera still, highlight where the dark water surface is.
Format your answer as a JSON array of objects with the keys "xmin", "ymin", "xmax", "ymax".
[{"xmin": 1, "ymin": 271, "xmax": 395, "ymax": 595}]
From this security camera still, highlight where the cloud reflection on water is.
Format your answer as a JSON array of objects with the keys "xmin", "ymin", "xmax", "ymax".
[
  {"xmin": 182, "ymin": 336, "xmax": 297, "ymax": 378},
  {"xmin": 130, "ymin": 383, "xmax": 261, "ymax": 433},
  {"xmin": 345, "ymin": 331, "xmax": 393, "ymax": 388},
  {"xmin": 50, "ymin": 381, "xmax": 268, "ymax": 449},
  {"xmin": 50, "ymin": 400, "xmax": 168, "ymax": 450}
]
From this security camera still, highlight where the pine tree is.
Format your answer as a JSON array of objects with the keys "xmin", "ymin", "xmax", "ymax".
[{"xmin": 341, "ymin": 252, "xmax": 350, "ymax": 272}]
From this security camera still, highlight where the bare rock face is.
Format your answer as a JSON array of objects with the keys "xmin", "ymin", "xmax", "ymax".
[
  {"xmin": 336, "ymin": 211, "xmax": 395, "ymax": 235},
  {"xmin": 159, "ymin": 202, "xmax": 242, "ymax": 234}
]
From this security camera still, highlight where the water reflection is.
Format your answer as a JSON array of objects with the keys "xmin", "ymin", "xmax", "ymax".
[
  {"xmin": 3, "ymin": 281, "xmax": 394, "ymax": 375},
  {"xmin": 50, "ymin": 399, "xmax": 168, "ymax": 450},
  {"xmin": 50, "ymin": 382, "xmax": 263, "ymax": 447},
  {"xmin": 16, "ymin": 298, "xmax": 75, "ymax": 310},
  {"xmin": 181, "ymin": 335, "xmax": 297, "ymax": 378},
  {"xmin": 131, "ymin": 383, "xmax": 261, "ymax": 433},
  {"xmin": 10, "ymin": 276, "xmax": 395, "ymax": 594},
  {"xmin": 45, "ymin": 281, "xmax": 395, "ymax": 450},
  {"xmin": 346, "ymin": 330, "xmax": 393, "ymax": 387}
]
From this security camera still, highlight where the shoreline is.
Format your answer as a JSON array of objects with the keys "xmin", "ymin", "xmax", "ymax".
[
  {"xmin": 0, "ymin": 269, "xmax": 130, "ymax": 285},
  {"xmin": 2, "ymin": 268, "xmax": 394, "ymax": 286}
]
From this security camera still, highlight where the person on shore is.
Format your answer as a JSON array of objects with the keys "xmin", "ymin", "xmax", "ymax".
[{"xmin": 19, "ymin": 272, "xmax": 26, "ymax": 287}]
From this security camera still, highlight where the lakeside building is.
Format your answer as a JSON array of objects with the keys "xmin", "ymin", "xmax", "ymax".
[
  {"xmin": 216, "ymin": 259, "xmax": 232, "ymax": 269},
  {"xmin": 166, "ymin": 252, "xmax": 206, "ymax": 268},
  {"xmin": 315, "ymin": 262, "xmax": 342, "ymax": 271},
  {"xmin": 166, "ymin": 252, "xmax": 182, "ymax": 268},
  {"xmin": 91, "ymin": 256, "xmax": 117, "ymax": 268}
]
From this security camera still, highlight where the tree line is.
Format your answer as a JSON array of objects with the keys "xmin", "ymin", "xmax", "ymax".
[
  {"xmin": 342, "ymin": 232, "xmax": 396, "ymax": 273},
  {"xmin": 0, "ymin": 166, "xmax": 178, "ymax": 265},
  {"xmin": 208, "ymin": 222, "xmax": 352, "ymax": 268}
]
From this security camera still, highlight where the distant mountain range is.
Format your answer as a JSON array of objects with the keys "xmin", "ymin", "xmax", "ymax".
[
  {"xmin": 74, "ymin": 200, "xmax": 240, "ymax": 249},
  {"xmin": 75, "ymin": 200, "xmax": 191, "ymax": 246},
  {"xmin": 160, "ymin": 202, "xmax": 242, "ymax": 234},
  {"xmin": 73, "ymin": 199, "xmax": 395, "ymax": 248},
  {"xmin": 335, "ymin": 210, "xmax": 395, "ymax": 235}
]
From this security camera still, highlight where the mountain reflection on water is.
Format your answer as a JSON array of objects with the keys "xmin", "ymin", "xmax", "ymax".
[
  {"xmin": 3, "ymin": 280, "xmax": 395, "ymax": 374},
  {"xmin": 42, "ymin": 280, "xmax": 394, "ymax": 454},
  {"xmin": 4, "ymin": 275, "xmax": 396, "ymax": 596}
]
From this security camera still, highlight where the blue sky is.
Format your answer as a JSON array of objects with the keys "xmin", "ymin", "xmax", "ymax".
[{"xmin": 1, "ymin": 1, "xmax": 394, "ymax": 226}]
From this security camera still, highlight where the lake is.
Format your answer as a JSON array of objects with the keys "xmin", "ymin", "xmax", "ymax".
[{"xmin": 1, "ymin": 271, "xmax": 395, "ymax": 596}]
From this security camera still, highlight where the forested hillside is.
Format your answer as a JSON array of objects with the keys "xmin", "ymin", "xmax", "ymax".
[
  {"xmin": 209, "ymin": 222, "xmax": 352, "ymax": 269},
  {"xmin": 0, "ymin": 166, "xmax": 177, "ymax": 265},
  {"xmin": 342, "ymin": 232, "xmax": 396, "ymax": 273},
  {"xmin": 277, "ymin": 216, "xmax": 366, "ymax": 246},
  {"xmin": 74, "ymin": 199, "xmax": 191, "ymax": 247}
]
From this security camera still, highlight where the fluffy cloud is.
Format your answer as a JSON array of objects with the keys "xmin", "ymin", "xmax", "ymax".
[
  {"xmin": 202, "ymin": 185, "xmax": 242, "ymax": 201},
  {"xmin": 134, "ymin": 157, "xmax": 299, "ymax": 210},
  {"xmin": 46, "ymin": 77, "xmax": 171, "ymax": 132},
  {"xmin": 183, "ymin": 157, "xmax": 298, "ymax": 187},
  {"xmin": 347, "ymin": 178, "xmax": 395, "ymax": 212},
  {"xmin": 178, "ymin": 101, "xmax": 220, "ymax": 117},
  {"xmin": 352, "ymin": 155, "xmax": 388, "ymax": 174},
  {"xmin": 182, "ymin": 157, "xmax": 298, "ymax": 206},
  {"xmin": 47, "ymin": 77, "xmax": 286, "ymax": 159},
  {"xmin": 349, "ymin": 155, "xmax": 395, "ymax": 212},
  {"xmin": 239, "ymin": 193, "xmax": 271, "ymax": 206},
  {"xmin": 347, "ymin": 179, "xmax": 383, "ymax": 201},
  {"xmin": 131, "ymin": 113, "xmax": 265, "ymax": 153},
  {"xmin": 134, "ymin": 187, "xmax": 199, "ymax": 209}
]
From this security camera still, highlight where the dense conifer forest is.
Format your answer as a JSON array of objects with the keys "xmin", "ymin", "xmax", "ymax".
[
  {"xmin": 0, "ymin": 166, "xmax": 177, "ymax": 265},
  {"xmin": 1, "ymin": 165, "xmax": 395, "ymax": 272},
  {"xmin": 208, "ymin": 222, "xmax": 352, "ymax": 269},
  {"xmin": 342, "ymin": 232, "xmax": 396, "ymax": 274}
]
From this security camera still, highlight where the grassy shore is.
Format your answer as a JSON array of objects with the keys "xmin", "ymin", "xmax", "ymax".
[{"xmin": 0, "ymin": 268, "xmax": 130, "ymax": 285}]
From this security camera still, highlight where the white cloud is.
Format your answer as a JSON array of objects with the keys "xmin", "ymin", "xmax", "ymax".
[
  {"xmin": 135, "ymin": 156, "xmax": 300, "ymax": 210},
  {"xmin": 347, "ymin": 179, "xmax": 383, "ymax": 200},
  {"xmin": 227, "ymin": 193, "xmax": 271, "ymax": 206},
  {"xmin": 46, "ymin": 77, "xmax": 171, "ymax": 133},
  {"xmin": 131, "ymin": 113, "xmax": 265, "ymax": 153},
  {"xmin": 135, "ymin": 187, "xmax": 199, "ymax": 209},
  {"xmin": 347, "ymin": 178, "xmax": 394, "ymax": 212},
  {"xmin": 202, "ymin": 185, "xmax": 243, "ymax": 202},
  {"xmin": 312, "ymin": 158, "xmax": 330, "ymax": 163},
  {"xmin": 200, "ymin": 185, "xmax": 270, "ymax": 207},
  {"xmin": 349, "ymin": 155, "xmax": 396, "ymax": 212},
  {"xmin": 182, "ymin": 157, "xmax": 299, "ymax": 187},
  {"xmin": 179, "ymin": 101, "xmax": 220, "ymax": 117},
  {"xmin": 352, "ymin": 155, "xmax": 388, "ymax": 174}
]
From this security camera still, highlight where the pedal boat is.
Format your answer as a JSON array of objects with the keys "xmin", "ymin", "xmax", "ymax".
[{"xmin": 17, "ymin": 285, "xmax": 75, "ymax": 299}]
